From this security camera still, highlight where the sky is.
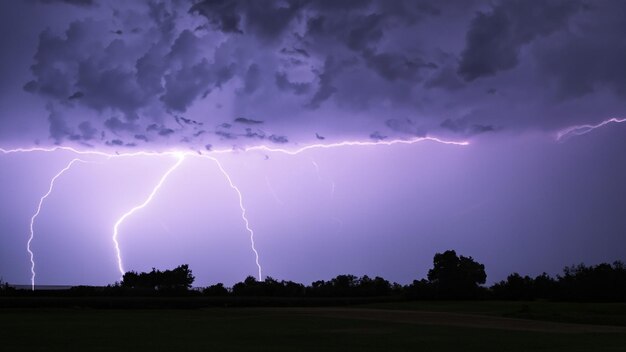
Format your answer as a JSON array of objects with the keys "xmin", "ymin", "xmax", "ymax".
[{"xmin": 0, "ymin": 0, "xmax": 625, "ymax": 287}]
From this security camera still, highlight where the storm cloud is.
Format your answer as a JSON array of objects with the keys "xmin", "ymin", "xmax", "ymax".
[{"xmin": 0, "ymin": 0, "xmax": 622, "ymax": 147}]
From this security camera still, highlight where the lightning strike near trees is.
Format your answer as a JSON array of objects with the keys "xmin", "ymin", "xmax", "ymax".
[
  {"xmin": 27, "ymin": 158, "xmax": 86, "ymax": 290},
  {"xmin": 209, "ymin": 156, "xmax": 263, "ymax": 281},
  {"xmin": 112, "ymin": 155, "xmax": 185, "ymax": 278},
  {"xmin": 1, "ymin": 135, "xmax": 469, "ymax": 286},
  {"xmin": 556, "ymin": 117, "xmax": 626, "ymax": 141}
]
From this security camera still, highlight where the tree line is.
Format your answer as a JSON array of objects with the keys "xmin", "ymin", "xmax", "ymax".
[{"xmin": 2, "ymin": 250, "xmax": 625, "ymax": 301}]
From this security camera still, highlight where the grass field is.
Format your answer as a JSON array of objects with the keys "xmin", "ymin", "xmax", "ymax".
[
  {"xmin": 366, "ymin": 300, "xmax": 626, "ymax": 326},
  {"xmin": 1, "ymin": 302, "xmax": 625, "ymax": 351}
]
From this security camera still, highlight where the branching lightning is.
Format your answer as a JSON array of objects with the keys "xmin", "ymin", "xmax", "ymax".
[
  {"xmin": 1, "ymin": 135, "xmax": 468, "ymax": 286},
  {"xmin": 27, "ymin": 158, "xmax": 86, "ymax": 290},
  {"xmin": 112, "ymin": 155, "xmax": 185, "ymax": 278},
  {"xmin": 556, "ymin": 117, "xmax": 626, "ymax": 141}
]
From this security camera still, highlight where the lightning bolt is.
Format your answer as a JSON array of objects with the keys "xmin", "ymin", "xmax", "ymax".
[
  {"xmin": 1, "ymin": 135, "xmax": 468, "ymax": 285},
  {"xmin": 244, "ymin": 136, "xmax": 469, "ymax": 155},
  {"xmin": 28, "ymin": 158, "xmax": 85, "ymax": 290},
  {"xmin": 112, "ymin": 154, "xmax": 185, "ymax": 278},
  {"xmin": 311, "ymin": 160, "xmax": 335, "ymax": 198},
  {"xmin": 556, "ymin": 117, "xmax": 626, "ymax": 141},
  {"xmin": 265, "ymin": 176, "xmax": 284, "ymax": 206},
  {"xmin": 208, "ymin": 156, "xmax": 263, "ymax": 281}
]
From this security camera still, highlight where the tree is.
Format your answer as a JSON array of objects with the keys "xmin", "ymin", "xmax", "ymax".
[
  {"xmin": 559, "ymin": 261, "xmax": 626, "ymax": 301},
  {"xmin": 120, "ymin": 264, "xmax": 195, "ymax": 292},
  {"xmin": 491, "ymin": 273, "xmax": 534, "ymax": 300},
  {"xmin": 203, "ymin": 283, "xmax": 229, "ymax": 296},
  {"xmin": 427, "ymin": 250, "xmax": 486, "ymax": 299}
]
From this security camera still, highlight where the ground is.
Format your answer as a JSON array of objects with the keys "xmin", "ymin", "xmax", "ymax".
[{"xmin": 1, "ymin": 301, "xmax": 625, "ymax": 351}]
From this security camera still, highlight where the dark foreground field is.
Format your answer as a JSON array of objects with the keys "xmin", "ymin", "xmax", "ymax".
[{"xmin": 2, "ymin": 301, "xmax": 625, "ymax": 351}]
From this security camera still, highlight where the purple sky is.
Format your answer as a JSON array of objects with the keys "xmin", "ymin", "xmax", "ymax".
[{"xmin": 0, "ymin": 0, "xmax": 625, "ymax": 287}]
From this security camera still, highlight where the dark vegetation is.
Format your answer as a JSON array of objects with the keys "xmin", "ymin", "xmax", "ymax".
[
  {"xmin": 2, "ymin": 251, "xmax": 626, "ymax": 352},
  {"xmin": 1, "ymin": 250, "xmax": 625, "ymax": 303}
]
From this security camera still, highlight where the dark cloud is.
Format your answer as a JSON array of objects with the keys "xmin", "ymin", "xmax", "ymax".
[
  {"xmin": 11, "ymin": 0, "xmax": 624, "ymax": 147},
  {"xmin": 104, "ymin": 117, "xmax": 137, "ymax": 134},
  {"xmin": 280, "ymin": 47, "xmax": 309, "ymax": 57},
  {"xmin": 134, "ymin": 134, "xmax": 148, "ymax": 142},
  {"xmin": 275, "ymin": 72, "xmax": 311, "ymax": 95},
  {"xmin": 307, "ymin": 56, "xmax": 357, "ymax": 109},
  {"xmin": 178, "ymin": 116, "xmax": 202, "ymax": 125},
  {"xmin": 160, "ymin": 30, "xmax": 236, "ymax": 112},
  {"xmin": 35, "ymin": 0, "xmax": 96, "ymax": 6},
  {"xmin": 146, "ymin": 124, "xmax": 160, "ymax": 132},
  {"xmin": 344, "ymin": 14, "xmax": 385, "ymax": 52},
  {"xmin": 533, "ymin": 1, "xmax": 626, "ymax": 99},
  {"xmin": 244, "ymin": 127, "xmax": 265, "ymax": 139},
  {"xmin": 268, "ymin": 134, "xmax": 288, "ymax": 144},
  {"xmin": 440, "ymin": 118, "xmax": 495, "ymax": 136},
  {"xmin": 425, "ymin": 66, "xmax": 465, "ymax": 91},
  {"xmin": 190, "ymin": 0, "xmax": 243, "ymax": 34},
  {"xmin": 21, "ymin": 0, "xmax": 452, "ymax": 145},
  {"xmin": 458, "ymin": 0, "xmax": 583, "ymax": 81},
  {"xmin": 242, "ymin": 64, "xmax": 261, "ymax": 94},
  {"xmin": 192, "ymin": 0, "xmax": 306, "ymax": 40},
  {"xmin": 106, "ymin": 139, "xmax": 124, "ymax": 146},
  {"xmin": 158, "ymin": 127, "xmax": 175, "ymax": 137},
  {"xmin": 234, "ymin": 117, "xmax": 263, "ymax": 125},
  {"xmin": 216, "ymin": 130, "xmax": 236, "ymax": 139},
  {"xmin": 68, "ymin": 91, "xmax": 84, "ymax": 100},
  {"xmin": 364, "ymin": 51, "xmax": 437, "ymax": 82},
  {"xmin": 47, "ymin": 105, "xmax": 73, "ymax": 144},
  {"xmin": 385, "ymin": 118, "xmax": 425, "ymax": 136},
  {"xmin": 369, "ymin": 131, "xmax": 387, "ymax": 140},
  {"xmin": 77, "ymin": 121, "xmax": 97, "ymax": 140}
]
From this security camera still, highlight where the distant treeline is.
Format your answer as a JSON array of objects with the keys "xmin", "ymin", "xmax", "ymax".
[{"xmin": 2, "ymin": 250, "xmax": 625, "ymax": 302}]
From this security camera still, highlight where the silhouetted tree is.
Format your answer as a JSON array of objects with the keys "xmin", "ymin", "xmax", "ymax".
[
  {"xmin": 0, "ymin": 278, "xmax": 9, "ymax": 292},
  {"xmin": 405, "ymin": 279, "xmax": 435, "ymax": 300},
  {"xmin": 427, "ymin": 250, "xmax": 486, "ymax": 299},
  {"xmin": 558, "ymin": 261, "xmax": 626, "ymax": 301},
  {"xmin": 203, "ymin": 283, "xmax": 229, "ymax": 296},
  {"xmin": 491, "ymin": 273, "xmax": 534, "ymax": 300},
  {"xmin": 532, "ymin": 272, "xmax": 558, "ymax": 299},
  {"xmin": 231, "ymin": 276, "xmax": 306, "ymax": 296},
  {"xmin": 120, "ymin": 264, "xmax": 194, "ymax": 291}
]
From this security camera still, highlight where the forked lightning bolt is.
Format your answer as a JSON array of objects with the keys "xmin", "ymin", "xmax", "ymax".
[
  {"xmin": 113, "ymin": 155, "xmax": 185, "ymax": 277},
  {"xmin": 1, "ymin": 135, "xmax": 469, "ymax": 286},
  {"xmin": 27, "ymin": 158, "xmax": 85, "ymax": 290},
  {"xmin": 556, "ymin": 117, "xmax": 626, "ymax": 141}
]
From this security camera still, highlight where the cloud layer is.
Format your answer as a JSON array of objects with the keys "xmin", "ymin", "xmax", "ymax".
[{"xmin": 4, "ymin": 0, "xmax": 624, "ymax": 148}]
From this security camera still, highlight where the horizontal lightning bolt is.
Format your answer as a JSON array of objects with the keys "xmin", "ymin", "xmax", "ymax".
[
  {"xmin": 0, "ymin": 135, "xmax": 469, "ymax": 159},
  {"xmin": 244, "ymin": 136, "xmax": 469, "ymax": 155},
  {"xmin": 556, "ymin": 117, "xmax": 626, "ymax": 141}
]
